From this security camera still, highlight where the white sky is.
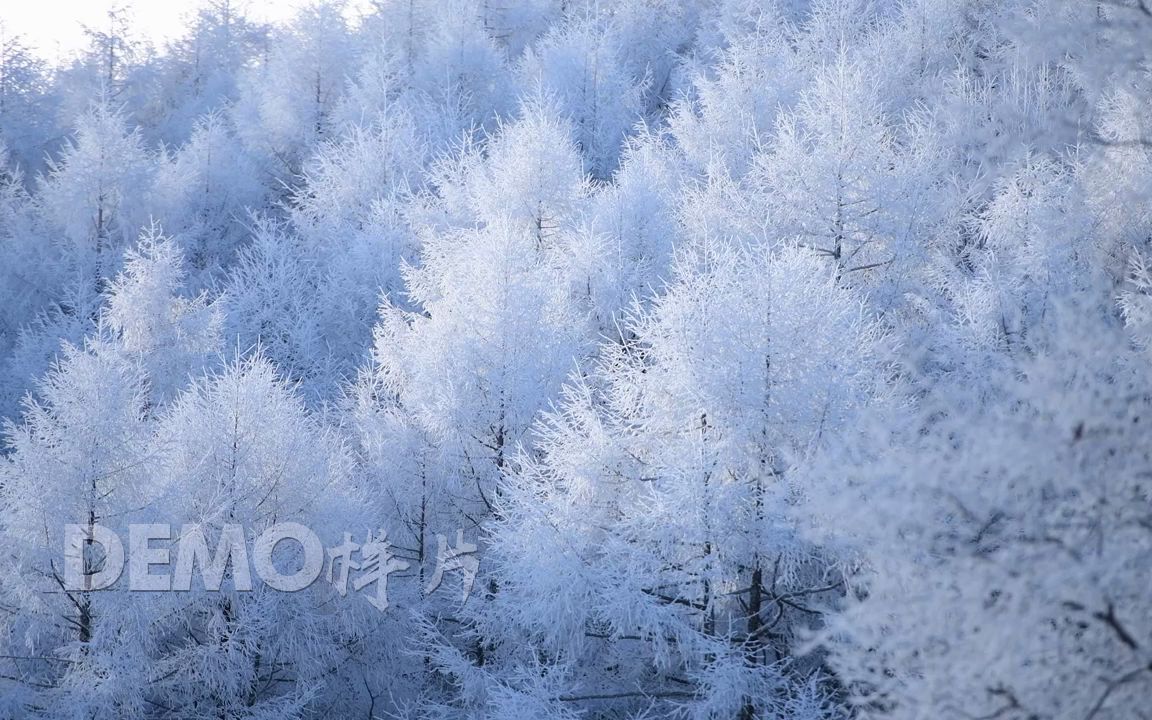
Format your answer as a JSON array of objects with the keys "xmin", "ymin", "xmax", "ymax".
[{"xmin": 1, "ymin": 1, "xmax": 365, "ymax": 64}]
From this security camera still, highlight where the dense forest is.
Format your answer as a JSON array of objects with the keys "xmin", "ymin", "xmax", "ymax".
[{"xmin": 0, "ymin": 1, "xmax": 1150, "ymax": 718}]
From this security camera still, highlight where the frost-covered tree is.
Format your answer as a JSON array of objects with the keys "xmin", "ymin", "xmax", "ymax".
[
  {"xmin": 291, "ymin": 110, "xmax": 426, "ymax": 377},
  {"xmin": 0, "ymin": 150, "xmax": 50, "ymax": 356},
  {"xmin": 0, "ymin": 339, "xmax": 155, "ymax": 717},
  {"xmin": 807, "ymin": 294, "xmax": 1152, "ymax": 720},
  {"xmin": 442, "ymin": 239, "xmax": 885, "ymax": 718},
  {"xmin": 1, "ymin": 104, "xmax": 153, "ymax": 418},
  {"xmin": 367, "ymin": 101, "xmax": 593, "ymax": 475},
  {"xmin": 518, "ymin": 17, "xmax": 646, "ymax": 177},
  {"xmin": 349, "ymin": 0, "xmax": 512, "ymax": 146},
  {"xmin": 751, "ymin": 55, "xmax": 945, "ymax": 301},
  {"xmin": 103, "ymin": 227, "xmax": 223, "ymax": 405},
  {"xmin": 36, "ymin": 102, "xmax": 152, "ymax": 313},
  {"xmin": 568, "ymin": 128, "xmax": 681, "ymax": 338},
  {"xmin": 53, "ymin": 4, "xmax": 159, "ymax": 126},
  {"xmin": 0, "ymin": 26, "xmax": 56, "ymax": 176},
  {"xmin": 151, "ymin": 111, "xmax": 265, "ymax": 281},
  {"xmin": 139, "ymin": 353, "xmax": 375, "ymax": 718},
  {"xmin": 222, "ymin": 219, "xmax": 329, "ymax": 398},
  {"xmin": 0, "ymin": 1, "xmax": 1149, "ymax": 717},
  {"xmin": 233, "ymin": 0, "xmax": 357, "ymax": 181},
  {"xmin": 368, "ymin": 215, "xmax": 588, "ymax": 516},
  {"xmin": 149, "ymin": 0, "xmax": 267, "ymax": 144},
  {"xmin": 451, "ymin": 97, "xmax": 594, "ymax": 241},
  {"xmin": 669, "ymin": 1, "xmax": 805, "ymax": 178}
]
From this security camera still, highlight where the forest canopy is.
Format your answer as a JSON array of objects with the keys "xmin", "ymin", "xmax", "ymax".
[{"xmin": 0, "ymin": 1, "xmax": 1150, "ymax": 719}]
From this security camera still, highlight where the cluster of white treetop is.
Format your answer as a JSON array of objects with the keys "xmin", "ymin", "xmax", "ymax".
[{"xmin": 0, "ymin": 0, "xmax": 1149, "ymax": 718}]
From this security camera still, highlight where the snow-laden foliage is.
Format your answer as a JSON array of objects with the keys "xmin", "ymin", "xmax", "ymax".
[
  {"xmin": 803, "ymin": 296, "xmax": 1152, "ymax": 720},
  {"xmin": 451, "ymin": 240, "xmax": 884, "ymax": 718},
  {"xmin": 0, "ymin": 0, "xmax": 1150, "ymax": 718}
]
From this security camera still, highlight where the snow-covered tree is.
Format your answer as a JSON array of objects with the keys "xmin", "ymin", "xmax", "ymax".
[
  {"xmin": 1, "ymin": 104, "xmax": 152, "ymax": 419},
  {"xmin": 36, "ymin": 102, "xmax": 152, "ymax": 313},
  {"xmin": 446, "ymin": 239, "xmax": 885, "ymax": 718},
  {"xmin": 751, "ymin": 55, "xmax": 945, "ymax": 302},
  {"xmin": 368, "ymin": 214, "xmax": 588, "ymax": 514},
  {"xmin": 0, "ymin": 149, "xmax": 50, "ymax": 356},
  {"xmin": 0, "ymin": 339, "xmax": 155, "ymax": 717},
  {"xmin": 567, "ymin": 127, "xmax": 681, "ymax": 338},
  {"xmin": 290, "ymin": 110, "xmax": 426, "ymax": 377},
  {"xmin": 668, "ymin": 1, "xmax": 804, "ymax": 178},
  {"xmin": 149, "ymin": 0, "xmax": 267, "ymax": 144},
  {"xmin": 0, "ymin": 2, "xmax": 1147, "ymax": 717},
  {"xmin": 455, "ymin": 98, "xmax": 589, "ymax": 241},
  {"xmin": 140, "ymin": 352, "xmax": 373, "ymax": 718},
  {"xmin": 222, "ymin": 219, "xmax": 329, "ymax": 398},
  {"xmin": 103, "ymin": 227, "xmax": 223, "ymax": 404},
  {"xmin": 233, "ymin": 0, "xmax": 358, "ymax": 181},
  {"xmin": 807, "ymin": 293, "xmax": 1152, "ymax": 720},
  {"xmin": 349, "ymin": 0, "xmax": 513, "ymax": 147},
  {"xmin": 518, "ymin": 17, "xmax": 646, "ymax": 177},
  {"xmin": 151, "ymin": 111, "xmax": 265, "ymax": 281},
  {"xmin": 0, "ymin": 26, "xmax": 56, "ymax": 176}
]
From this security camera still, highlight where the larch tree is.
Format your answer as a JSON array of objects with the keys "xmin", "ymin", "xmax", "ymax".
[
  {"xmin": 445, "ymin": 238, "xmax": 886, "ymax": 719},
  {"xmin": 103, "ymin": 227, "xmax": 224, "ymax": 405},
  {"xmin": 0, "ymin": 26, "xmax": 56, "ymax": 177},
  {"xmin": 150, "ymin": 0, "xmax": 268, "ymax": 144},
  {"xmin": 232, "ymin": 0, "xmax": 358, "ymax": 185},
  {"xmin": 751, "ymin": 54, "xmax": 945, "ymax": 303},
  {"xmin": 517, "ymin": 15, "xmax": 646, "ymax": 178},
  {"xmin": 139, "ymin": 352, "xmax": 374, "ymax": 718},
  {"xmin": 0, "ymin": 338, "xmax": 155, "ymax": 717},
  {"xmin": 568, "ymin": 128, "xmax": 682, "ymax": 340},
  {"xmin": 150, "ymin": 111, "xmax": 265, "ymax": 283},
  {"xmin": 36, "ymin": 102, "xmax": 152, "ymax": 315},
  {"xmin": 805, "ymin": 291, "xmax": 1152, "ymax": 720},
  {"xmin": 0, "ymin": 149, "xmax": 50, "ymax": 360},
  {"xmin": 289, "ymin": 108, "xmax": 427, "ymax": 378},
  {"xmin": 1, "ymin": 104, "xmax": 153, "ymax": 419},
  {"xmin": 0, "ymin": 2, "xmax": 1147, "ymax": 718},
  {"xmin": 222, "ymin": 219, "xmax": 330, "ymax": 400}
]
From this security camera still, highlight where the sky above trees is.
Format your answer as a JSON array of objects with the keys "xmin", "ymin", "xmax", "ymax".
[{"xmin": 3, "ymin": 0, "xmax": 372, "ymax": 62}]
